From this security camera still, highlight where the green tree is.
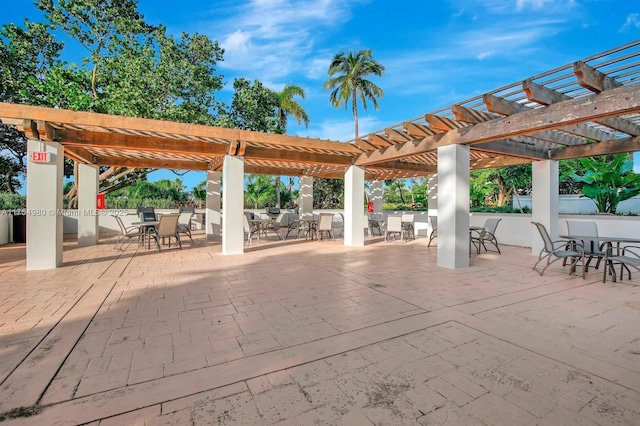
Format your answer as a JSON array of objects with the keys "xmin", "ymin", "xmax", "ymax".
[
  {"xmin": 273, "ymin": 84, "xmax": 309, "ymax": 207},
  {"xmin": 314, "ymin": 179, "xmax": 344, "ymax": 208},
  {"xmin": 245, "ymin": 175, "xmax": 274, "ymax": 208},
  {"xmin": 571, "ymin": 154, "xmax": 640, "ymax": 213},
  {"xmin": 324, "ymin": 49, "xmax": 385, "ymax": 142},
  {"xmin": 221, "ymin": 78, "xmax": 278, "ymax": 132}
]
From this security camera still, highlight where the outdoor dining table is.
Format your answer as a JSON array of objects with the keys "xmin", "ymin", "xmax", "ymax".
[
  {"xmin": 560, "ymin": 234, "xmax": 640, "ymax": 281},
  {"xmin": 131, "ymin": 220, "xmax": 159, "ymax": 249},
  {"xmin": 249, "ymin": 218, "xmax": 282, "ymax": 242}
]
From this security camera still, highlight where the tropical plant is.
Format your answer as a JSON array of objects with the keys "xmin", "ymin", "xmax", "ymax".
[
  {"xmin": 245, "ymin": 175, "xmax": 274, "ymax": 208},
  {"xmin": 324, "ymin": 49, "xmax": 385, "ymax": 142},
  {"xmin": 571, "ymin": 154, "xmax": 640, "ymax": 213}
]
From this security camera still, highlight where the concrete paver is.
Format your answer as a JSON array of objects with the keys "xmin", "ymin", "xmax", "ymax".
[{"xmin": 1, "ymin": 232, "xmax": 640, "ymax": 424}]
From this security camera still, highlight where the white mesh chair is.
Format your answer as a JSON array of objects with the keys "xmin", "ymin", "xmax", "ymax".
[
  {"xmin": 317, "ymin": 213, "xmax": 335, "ymax": 241},
  {"xmin": 113, "ymin": 215, "xmax": 141, "ymax": 250},
  {"xmin": 401, "ymin": 213, "xmax": 415, "ymax": 242},
  {"xmin": 148, "ymin": 214, "xmax": 182, "ymax": 251},
  {"xmin": 243, "ymin": 214, "xmax": 259, "ymax": 245},
  {"xmin": 472, "ymin": 218, "xmax": 502, "ymax": 254},
  {"xmin": 177, "ymin": 212, "xmax": 194, "ymax": 242},
  {"xmin": 385, "ymin": 216, "xmax": 403, "ymax": 242},
  {"xmin": 532, "ymin": 222, "xmax": 584, "ymax": 278},
  {"xmin": 427, "ymin": 216, "xmax": 437, "ymax": 247}
]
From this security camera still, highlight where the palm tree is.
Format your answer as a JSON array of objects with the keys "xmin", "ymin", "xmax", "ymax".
[
  {"xmin": 323, "ymin": 49, "xmax": 385, "ymax": 142},
  {"xmin": 273, "ymin": 84, "xmax": 309, "ymax": 207}
]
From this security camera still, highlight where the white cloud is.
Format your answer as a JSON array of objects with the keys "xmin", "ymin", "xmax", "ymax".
[
  {"xmin": 619, "ymin": 13, "xmax": 640, "ymax": 33},
  {"xmin": 212, "ymin": 0, "xmax": 355, "ymax": 81}
]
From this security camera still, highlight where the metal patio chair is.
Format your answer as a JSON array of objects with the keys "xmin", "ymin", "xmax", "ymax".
[{"xmin": 532, "ymin": 222, "xmax": 584, "ymax": 278}]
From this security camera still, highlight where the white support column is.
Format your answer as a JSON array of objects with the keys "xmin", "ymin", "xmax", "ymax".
[
  {"xmin": 299, "ymin": 175, "xmax": 313, "ymax": 219},
  {"xmin": 532, "ymin": 160, "xmax": 559, "ymax": 256},
  {"xmin": 437, "ymin": 145, "xmax": 470, "ymax": 269},
  {"xmin": 222, "ymin": 156, "xmax": 244, "ymax": 255},
  {"xmin": 370, "ymin": 180, "xmax": 383, "ymax": 213},
  {"xmin": 77, "ymin": 163, "xmax": 99, "ymax": 247},
  {"xmin": 344, "ymin": 165, "xmax": 365, "ymax": 246},
  {"xmin": 26, "ymin": 139, "xmax": 64, "ymax": 270},
  {"xmin": 427, "ymin": 173, "xmax": 438, "ymax": 237},
  {"xmin": 206, "ymin": 170, "xmax": 221, "ymax": 239}
]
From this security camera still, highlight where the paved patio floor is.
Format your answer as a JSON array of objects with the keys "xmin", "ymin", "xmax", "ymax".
[{"xmin": 1, "ymin": 231, "xmax": 640, "ymax": 425}]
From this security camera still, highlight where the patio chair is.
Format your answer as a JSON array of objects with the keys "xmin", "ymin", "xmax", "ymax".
[
  {"xmin": 472, "ymin": 218, "xmax": 502, "ymax": 254},
  {"xmin": 113, "ymin": 215, "xmax": 141, "ymax": 250},
  {"xmin": 565, "ymin": 221, "xmax": 605, "ymax": 271},
  {"xmin": 317, "ymin": 213, "xmax": 335, "ymax": 241},
  {"xmin": 243, "ymin": 213, "xmax": 260, "ymax": 245},
  {"xmin": 369, "ymin": 213, "xmax": 383, "ymax": 236},
  {"xmin": 177, "ymin": 212, "xmax": 194, "ymax": 242},
  {"xmin": 401, "ymin": 213, "xmax": 415, "ymax": 242},
  {"xmin": 532, "ymin": 222, "xmax": 584, "ymax": 278},
  {"xmin": 603, "ymin": 245, "xmax": 640, "ymax": 283},
  {"xmin": 148, "ymin": 214, "xmax": 182, "ymax": 251},
  {"xmin": 262, "ymin": 212, "xmax": 285, "ymax": 240},
  {"xmin": 427, "ymin": 215, "xmax": 437, "ymax": 247},
  {"xmin": 385, "ymin": 216, "xmax": 403, "ymax": 242}
]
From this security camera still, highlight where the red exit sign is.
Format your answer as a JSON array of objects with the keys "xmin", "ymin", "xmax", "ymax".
[{"xmin": 30, "ymin": 151, "xmax": 50, "ymax": 163}]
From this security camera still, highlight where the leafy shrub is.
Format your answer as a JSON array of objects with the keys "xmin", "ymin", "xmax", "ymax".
[
  {"xmin": 0, "ymin": 193, "xmax": 26, "ymax": 209},
  {"xmin": 471, "ymin": 205, "xmax": 531, "ymax": 214}
]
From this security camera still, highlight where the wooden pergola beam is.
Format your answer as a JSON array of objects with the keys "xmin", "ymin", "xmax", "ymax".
[
  {"xmin": 64, "ymin": 146, "xmax": 95, "ymax": 164},
  {"xmin": 550, "ymin": 136, "xmax": 640, "ymax": 160},
  {"xmin": 356, "ymin": 84, "xmax": 640, "ymax": 166},
  {"xmin": 425, "ymin": 114, "xmax": 466, "ymax": 131},
  {"xmin": 370, "ymin": 160, "xmax": 436, "ymax": 174},
  {"xmin": 523, "ymin": 79, "xmax": 640, "ymax": 136},
  {"xmin": 403, "ymin": 121, "xmax": 437, "ymax": 137},
  {"xmin": 483, "ymin": 94, "xmax": 612, "ymax": 141},
  {"xmin": 573, "ymin": 61, "xmax": 622, "ymax": 93},
  {"xmin": 0, "ymin": 102, "xmax": 361, "ymax": 153},
  {"xmin": 453, "ymin": 104, "xmax": 585, "ymax": 146},
  {"xmin": 473, "ymin": 138, "xmax": 549, "ymax": 159}
]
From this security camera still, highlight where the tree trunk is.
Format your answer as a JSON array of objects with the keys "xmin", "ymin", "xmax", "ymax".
[
  {"xmin": 352, "ymin": 89, "xmax": 358, "ymax": 142},
  {"xmin": 275, "ymin": 176, "xmax": 281, "ymax": 208}
]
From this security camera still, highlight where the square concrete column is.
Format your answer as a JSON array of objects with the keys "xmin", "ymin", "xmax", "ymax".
[
  {"xmin": 26, "ymin": 139, "xmax": 64, "ymax": 270},
  {"xmin": 77, "ymin": 163, "xmax": 99, "ymax": 247},
  {"xmin": 370, "ymin": 180, "xmax": 383, "ymax": 212},
  {"xmin": 299, "ymin": 175, "xmax": 313, "ymax": 219},
  {"xmin": 532, "ymin": 160, "xmax": 558, "ymax": 256},
  {"xmin": 206, "ymin": 170, "xmax": 221, "ymax": 239},
  {"xmin": 437, "ymin": 145, "xmax": 470, "ymax": 269},
  {"xmin": 222, "ymin": 155, "xmax": 244, "ymax": 255},
  {"xmin": 427, "ymin": 173, "xmax": 438, "ymax": 237},
  {"xmin": 344, "ymin": 165, "xmax": 365, "ymax": 246}
]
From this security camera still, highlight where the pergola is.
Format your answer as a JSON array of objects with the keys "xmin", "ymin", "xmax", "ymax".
[{"xmin": 1, "ymin": 40, "xmax": 640, "ymax": 270}]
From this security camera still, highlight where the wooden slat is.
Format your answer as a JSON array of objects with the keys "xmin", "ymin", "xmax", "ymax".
[
  {"xmin": 95, "ymin": 156, "xmax": 210, "ymax": 170},
  {"xmin": 523, "ymin": 79, "xmax": 640, "ymax": 136},
  {"xmin": 356, "ymin": 84, "xmax": 640, "ymax": 166},
  {"xmin": 368, "ymin": 134, "xmax": 394, "ymax": 147},
  {"xmin": 470, "ymin": 156, "xmax": 532, "ymax": 169},
  {"xmin": 573, "ymin": 61, "xmax": 622, "ymax": 93},
  {"xmin": 50, "ymin": 126, "xmax": 228, "ymax": 156},
  {"xmin": 473, "ymin": 139, "xmax": 548, "ymax": 159},
  {"xmin": 370, "ymin": 160, "xmax": 436, "ymax": 174}
]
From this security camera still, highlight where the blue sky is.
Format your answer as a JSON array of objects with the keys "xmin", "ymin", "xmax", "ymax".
[{"xmin": 4, "ymin": 0, "xmax": 640, "ymax": 190}]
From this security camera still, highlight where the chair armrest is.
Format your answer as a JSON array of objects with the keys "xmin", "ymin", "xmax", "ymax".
[{"xmin": 552, "ymin": 239, "xmax": 584, "ymax": 254}]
